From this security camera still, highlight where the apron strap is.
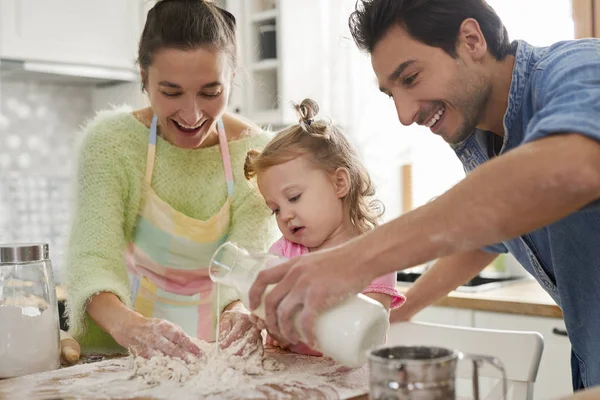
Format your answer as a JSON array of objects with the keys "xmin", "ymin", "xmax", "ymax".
[
  {"xmin": 144, "ymin": 115, "xmax": 159, "ymax": 186},
  {"xmin": 145, "ymin": 115, "xmax": 234, "ymax": 197},
  {"xmin": 217, "ymin": 119, "xmax": 235, "ymax": 197}
]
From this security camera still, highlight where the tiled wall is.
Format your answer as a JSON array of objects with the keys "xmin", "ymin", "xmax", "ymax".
[{"xmin": 0, "ymin": 81, "xmax": 95, "ymax": 282}]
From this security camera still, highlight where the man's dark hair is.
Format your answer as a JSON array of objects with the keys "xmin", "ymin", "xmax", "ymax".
[{"xmin": 349, "ymin": 0, "xmax": 513, "ymax": 60}]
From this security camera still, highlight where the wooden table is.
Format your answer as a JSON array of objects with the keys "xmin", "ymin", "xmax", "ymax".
[{"xmin": 0, "ymin": 352, "xmax": 369, "ymax": 400}]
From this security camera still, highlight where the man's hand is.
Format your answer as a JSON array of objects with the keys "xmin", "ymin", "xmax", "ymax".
[{"xmin": 247, "ymin": 245, "xmax": 373, "ymax": 348}]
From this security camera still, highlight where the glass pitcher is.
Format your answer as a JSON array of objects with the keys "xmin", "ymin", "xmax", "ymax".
[
  {"xmin": 209, "ymin": 241, "xmax": 390, "ymax": 367},
  {"xmin": 0, "ymin": 243, "xmax": 61, "ymax": 378},
  {"xmin": 369, "ymin": 345, "xmax": 507, "ymax": 400}
]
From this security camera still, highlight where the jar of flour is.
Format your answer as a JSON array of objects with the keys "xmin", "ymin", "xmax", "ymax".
[
  {"xmin": 210, "ymin": 242, "xmax": 390, "ymax": 368},
  {"xmin": 0, "ymin": 243, "xmax": 61, "ymax": 378}
]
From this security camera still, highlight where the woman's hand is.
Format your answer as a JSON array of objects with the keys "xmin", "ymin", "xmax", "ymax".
[
  {"xmin": 218, "ymin": 302, "xmax": 264, "ymax": 358},
  {"xmin": 112, "ymin": 313, "xmax": 203, "ymax": 359},
  {"xmin": 86, "ymin": 292, "xmax": 202, "ymax": 360}
]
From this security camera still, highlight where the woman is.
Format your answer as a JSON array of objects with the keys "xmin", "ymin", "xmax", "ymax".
[{"xmin": 65, "ymin": 0, "xmax": 278, "ymax": 359}]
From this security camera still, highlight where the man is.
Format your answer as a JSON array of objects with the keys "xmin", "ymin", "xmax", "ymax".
[{"xmin": 248, "ymin": 0, "xmax": 600, "ymax": 390}]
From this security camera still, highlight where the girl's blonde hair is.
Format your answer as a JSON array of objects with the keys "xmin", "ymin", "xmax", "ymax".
[{"xmin": 244, "ymin": 98, "xmax": 383, "ymax": 233}]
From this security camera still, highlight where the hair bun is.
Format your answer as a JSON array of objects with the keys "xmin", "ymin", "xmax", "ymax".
[
  {"xmin": 244, "ymin": 149, "xmax": 260, "ymax": 180},
  {"xmin": 296, "ymin": 98, "xmax": 319, "ymax": 124}
]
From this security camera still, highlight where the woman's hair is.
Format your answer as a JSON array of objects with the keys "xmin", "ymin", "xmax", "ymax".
[
  {"xmin": 244, "ymin": 98, "xmax": 383, "ymax": 233},
  {"xmin": 137, "ymin": 0, "xmax": 237, "ymax": 88}
]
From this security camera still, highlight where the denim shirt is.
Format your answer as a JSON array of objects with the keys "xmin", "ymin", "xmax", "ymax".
[{"xmin": 452, "ymin": 39, "xmax": 600, "ymax": 387}]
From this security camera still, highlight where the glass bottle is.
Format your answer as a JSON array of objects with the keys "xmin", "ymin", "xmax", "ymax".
[{"xmin": 210, "ymin": 241, "xmax": 389, "ymax": 367}]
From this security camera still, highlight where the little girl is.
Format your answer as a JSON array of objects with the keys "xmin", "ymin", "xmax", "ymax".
[{"xmin": 244, "ymin": 98, "xmax": 405, "ymax": 356}]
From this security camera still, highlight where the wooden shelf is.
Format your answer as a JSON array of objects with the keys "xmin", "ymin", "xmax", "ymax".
[{"xmin": 250, "ymin": 9, "xmax": 277, "ymax": 23}]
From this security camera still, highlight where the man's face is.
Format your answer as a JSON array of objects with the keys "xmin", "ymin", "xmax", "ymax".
[{"xmin": 371, "ymin": 23, "xmax": 491, "ymax": 144}]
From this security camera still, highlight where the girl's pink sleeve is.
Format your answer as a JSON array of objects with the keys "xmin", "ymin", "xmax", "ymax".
[
  {"xmin": 363, "ymin": 272, "xmax": 406, "ymax": 309},
  {"xmin": 268, "ymin": 237, "xmax": 287, "ymax": 256},
  {"xmin": 268, "ymin": 237, "xmax": 308, "ymax": 258}
]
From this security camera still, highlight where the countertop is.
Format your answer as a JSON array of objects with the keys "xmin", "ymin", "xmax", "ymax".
[
  {"xmin": 398, "ymin": 279, "xmax": 563, "ymax": 319},
  {"xmin": 0, "ymin": 353, "xmax": 369, "ymax": 400},
  {"xmin": 560, "ymin": 387, "xmax": 600, "ymax": 400}
]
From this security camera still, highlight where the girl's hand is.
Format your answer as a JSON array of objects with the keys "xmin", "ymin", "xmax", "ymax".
[
  {"xmin": 265, "ymin": 333, "xmax": 290, "ymax": 350},
  {"xmin": 218, "ymin": 309, "xmax": 264, "ymax": 358}
]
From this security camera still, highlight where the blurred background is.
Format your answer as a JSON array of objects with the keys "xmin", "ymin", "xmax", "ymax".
[{"xmin": 0, "ymin": 0, "xmax": 584, "ymax": 282}]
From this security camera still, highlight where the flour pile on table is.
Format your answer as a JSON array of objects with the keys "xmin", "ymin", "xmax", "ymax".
[
  {"xmin": 131, "ymin": 338, "xmax": 283, "ymax": 386},
  {"xmin": 1, "ymin": 346, "xmax": 368, "ymax": 399},
  {"xmin": 124, "ymin": 340, "xmax": 368, "ymax": 398}
]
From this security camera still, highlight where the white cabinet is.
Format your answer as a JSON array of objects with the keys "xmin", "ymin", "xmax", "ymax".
[
  {"xmin": 412, "ymin": 306, "xmax": 474, "ymax": 327},
  {"xmin": 221, "ymin": 0, "xmax": 246, "ymax": 117},
  {"xmin": 0, "ymin": 0, "xmax": 142, "ymax": 70},
  {"xmin": 224, "ymin": 0, "xmax": 328, "ymax": 126},
  {"xmin": 473, "ymin": 311, "xmax": 572, "ymax": 400}
]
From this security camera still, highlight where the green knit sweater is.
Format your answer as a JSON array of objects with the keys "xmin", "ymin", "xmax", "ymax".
[{"xmin": 66, "ymin": 108, "xmax": 278, "ymax": 354}]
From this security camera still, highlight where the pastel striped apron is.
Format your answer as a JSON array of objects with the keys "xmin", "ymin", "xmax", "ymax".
[{"xmin": 126, "ymin": 115, "xmax": 234, "ymax": 341}]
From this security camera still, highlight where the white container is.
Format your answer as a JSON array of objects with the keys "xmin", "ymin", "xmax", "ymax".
[
  {"xmin": 0, "ymin": 243, "xmax": 61, "ymax": 378},
  {"xmin": 210, "ymin": 242, "xmax": 389, "ymax": 367}
]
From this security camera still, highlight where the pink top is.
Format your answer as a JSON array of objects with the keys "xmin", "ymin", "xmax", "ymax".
[{"xmin": 267, "ymin": 237, "xmax": 406, "ymax": 356}]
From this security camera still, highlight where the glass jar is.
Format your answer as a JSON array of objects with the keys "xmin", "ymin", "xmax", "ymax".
[
  {"xmin": 210, "ymin": 241, "xmax": 390, "ymax": 367},
  {"xmin": 0, "ymin": 243, "xmax": 61, "ymax": 378}
]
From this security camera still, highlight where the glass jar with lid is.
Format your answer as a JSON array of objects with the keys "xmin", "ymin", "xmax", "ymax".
[{"xmin": 0, "ymin": 243, "xmax": 61, "ymax": 378}]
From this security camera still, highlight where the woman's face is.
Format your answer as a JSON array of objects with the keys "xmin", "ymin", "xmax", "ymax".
[{"xmin": 143, "ymin": 47, "xmax": 233, "ymax": 149}]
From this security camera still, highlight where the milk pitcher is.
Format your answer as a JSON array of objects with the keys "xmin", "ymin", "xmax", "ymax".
[
  {"xmin": 369, "ymin": 345, "xmax": 507, "ymax": 400},
  {"xmin": 209, "ymin": 241, "xmax": 390, "ymax": 368}
]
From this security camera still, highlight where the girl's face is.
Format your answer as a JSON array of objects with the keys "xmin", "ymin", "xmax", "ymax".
[
  {"xmin": 257, "ymin": 154, "xmax": 350, "ymax": 250},
  {"xmin": 143, "ymin": 47, "xmax": 233, "ymax": 149}
]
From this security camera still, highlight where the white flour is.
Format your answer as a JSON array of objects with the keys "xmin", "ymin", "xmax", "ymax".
[
  {"xmin": 0, "ymin": 346, "xmax": 368, "ymax": 399},
  {"xmin": 0, "ymin": 305, "xmax": 60, "ymax": 378},
  {"xmin": 131, "ymin": 338, "xmax": 283, "ymax": 386}
]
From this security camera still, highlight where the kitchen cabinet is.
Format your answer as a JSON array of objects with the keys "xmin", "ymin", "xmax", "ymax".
[
  {"xmin": 473, "ymin": 311, "xmax": 572, "ymax": 400},
  {"xmin": 412, "ymin": 306, "xmax": 473, "ymax": 327},
  {"xmin": 0, "ymin": 0, "xmax": 142, "ymax": 70},
  {"xmin": 223, "ymin": 0, "xmax": 329, "ymax": 126},
  {"xmin": 220, "ymin": 0, "xmax": 246, "ymax": 117}
]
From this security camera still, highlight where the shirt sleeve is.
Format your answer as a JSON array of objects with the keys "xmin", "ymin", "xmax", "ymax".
[
  {"xmin": 481, "ymin": 242, "xmax": 509, "ymax": 254},
  {"xmin": 268, "ymin": 237, "xmax": 287, "ymax": 256},
  {"xmin": 363, "ymin": 273, "xmax": 406, "ymax": 309},
  {"xmin": 523, "ymin": 40, "xmax": 600, "ymax": 212},
  {"xmin": 66, "ymin": 126, "xmax": 132, "ymax": 354},
  {"xmin": 524, "ymin": 41, "xmax": 600, "ymax": 146}
]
